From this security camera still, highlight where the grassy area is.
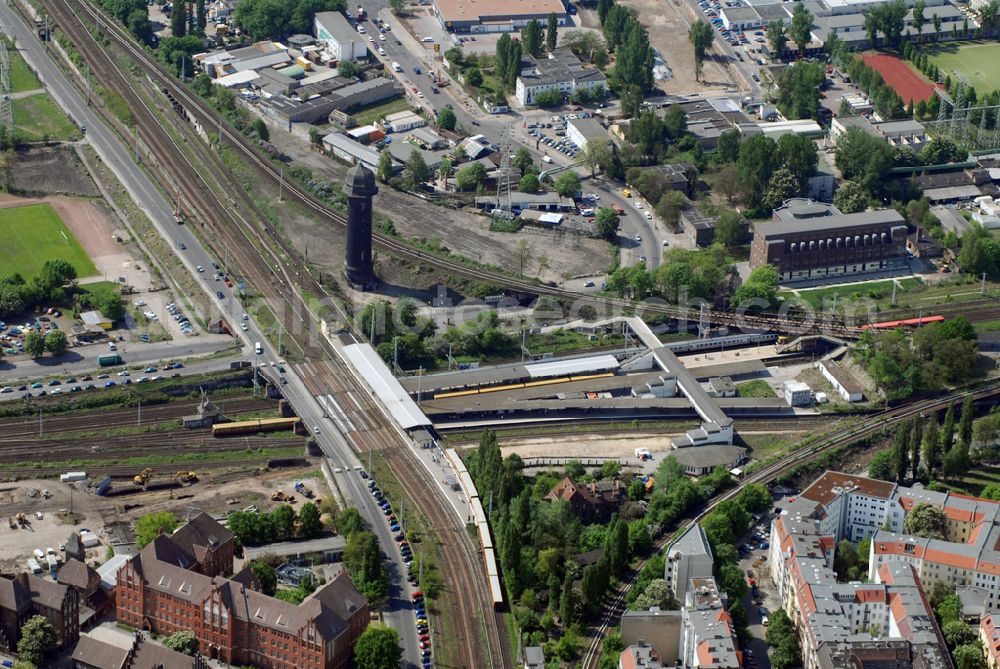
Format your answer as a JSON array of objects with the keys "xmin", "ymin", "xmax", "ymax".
[
  {"xmin": 935, "ymin": 464, "xmax": 1000, "ymax": 496},
  {"xmin": 924, "ymin": 41, "xmax": 1000, "ymax": 95},
  {"xmin": 4, "ymin": 42, "xmax": 41, "ymax": 92},
  {"xmin": 0, "ymin": 203, "xmax": 97, "ymax": 279},
  {"xmin": 975, "ymin": 319, "xmax": 1000, "ymax": 333},
  {"xmin": 788, "ymin": 278, "xmax": 923, "ymax": 311},
  {"xmin": 352, "ymin": 96, "xmax": 415, "ymax": 126},
  {"xmin": 11, "ymin": 92, "xmax": 80, "ymax": 141},
  {"xmin": 736, "ymin": 379, "xmax": 775, "ymax": 398}
]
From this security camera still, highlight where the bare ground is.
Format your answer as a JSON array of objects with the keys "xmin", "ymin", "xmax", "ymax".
[
  {"xmin": 11, "ymin": 145, "xmax": 99, "ymax": 197},
  {"xmin": 268, "ymin": 125, "xmax": 612, "ymax": 286}
]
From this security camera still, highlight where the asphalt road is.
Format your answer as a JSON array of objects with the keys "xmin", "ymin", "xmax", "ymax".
[{"xmin": 0, "ymin": 6, "xmax": 421, "ymax": 664}]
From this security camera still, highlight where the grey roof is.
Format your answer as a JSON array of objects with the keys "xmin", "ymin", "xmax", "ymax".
[
  {"xmin": 314, "ymin": 11, "xmax": 360, "ymax": 45},
  {"xmin": 71, "ymin": 636, "xmax": 130, "ymax": 669},
  {"xmin": 756, "ymin": 2, "xmax": 792, "ymax": 21},
  {"xmin": 931, "ymin": 204, "xmax": 973, "ymax": 237},
  {"xmin": 568, "ymin": 117, "xmax": 607, "ymax": 141},
  {"xmin": 524, "ymin": 646, "xmax": 545, "ymax": 668},
  {"xmin": 518, "ymin": 48, "xmax": 606, "ymax": 87},
  {"xmin": 756, "ymin": 208, "xmax": 905, "ymax": 237},
  {"xmin": 670, "ymin": 444, "xmax": 747, "ymax": 469},
  {"xmin": 323, "ymin": 134, "xmax": 381, "ymax": 166},
  {"xmin": 722, "ymin": 5, "xmax": 761, "ymax": 21},
  {"xmin": 667, "ymin": 524, "xmax": 713, "ymax": 561}
]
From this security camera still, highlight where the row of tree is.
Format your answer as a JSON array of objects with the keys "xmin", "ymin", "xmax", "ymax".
[
  {"xmin": 226, "ymin": 502, "xmax": 323, "ymax": 545},
  {"xmin": 869, "ymin": 395, "xmax": 978, "ymax": 486},
  {"xmin": 732, "ymin": 132, "xmax": 819, "ymax": 215},
  {"xmin": 932, "ymin": 584, "xmax": 986, "ymax": 669},
  {"xmin": 599, "ymin": 0, "xmax": 654, "ymax": 90},
  {"xmin": 234, "ymin": 0, "xmax": 346, "ymax": 40},
  {"xmin": 605, "ymin": 244, "xmax": 734, "ymax": 302}
]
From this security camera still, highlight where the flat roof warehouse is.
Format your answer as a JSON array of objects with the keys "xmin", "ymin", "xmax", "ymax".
[{"xmin": 435, "ymin": 0, "xmax": 566, "ymax": 24}]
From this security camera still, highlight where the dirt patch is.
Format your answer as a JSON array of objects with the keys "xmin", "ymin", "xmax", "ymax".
[
  {"xmin": 619, "ymin": 0, "xmax": 735, "ymax": 95},
  {"xmin": 270, "ymin": 125, "xmax": 610, "ymax": 286},
  {"xmin": 12, "ymin": 146, "xmax": 99, "ymax": 197}
]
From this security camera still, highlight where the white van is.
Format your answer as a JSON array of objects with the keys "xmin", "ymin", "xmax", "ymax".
[
  {"xmin": 391, "ymin": 61, "xmax": 402, "ymax": 72},
  {"xmin": 255, "ymin": 342, "xmax": 263, "ymax": 355}
]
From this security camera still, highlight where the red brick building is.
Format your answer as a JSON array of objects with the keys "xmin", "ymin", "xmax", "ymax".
[
  {"xmin": 116, "ymin": 515, "xmax": 368, "ymax": 668},
  {"xmin": 0, "ymin": 572, "xmax": 79, "ymax": 651},
  {"xmin": 167, "ymin": 511, "xmax": 235, "ymax": 578}
]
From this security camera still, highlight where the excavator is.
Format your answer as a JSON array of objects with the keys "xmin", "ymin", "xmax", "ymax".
[
  {"xmin": 133, "ymin": 468, "xmax": 156, "ymax": 486},
  {"xmin": 270, "ymin": 491, "xmax": 296, "ymax": 503},
  {"xmin": 173, "ymin": 471, "xmax": 198, "ymax": 483}
]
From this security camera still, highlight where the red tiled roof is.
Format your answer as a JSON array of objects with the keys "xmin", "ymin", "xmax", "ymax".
[{"xmin": 801, "ymin": 471, "xmax": 896, "ymax": 506}]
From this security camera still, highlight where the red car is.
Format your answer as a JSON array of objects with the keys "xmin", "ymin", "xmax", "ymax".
[
  {"xmin": 419, "ymin": 641, "xmax": 430, "ymax": 650},
  {"xmin": 420, "ymin": 634, "xmax": 430, "ymax": 642}
]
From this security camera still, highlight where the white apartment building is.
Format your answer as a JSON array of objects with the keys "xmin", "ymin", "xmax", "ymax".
[
  {"xmin": 664, "ymin": 525, "xmax": 715, "ymax": 603},
  {"xmin": 515, "ymin": 49, "xmax": 606, "ymax": 107}
]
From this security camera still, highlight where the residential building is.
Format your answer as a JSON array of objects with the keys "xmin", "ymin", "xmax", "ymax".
[
  {"xmin": 0, "ymin": 572, "xmax": 79, "ymax": 651},
  {"xmin": 664, "ymin": 525, "xmax": 714, "ymax": 602},
  {"xmin": 768, "ymin": 472, "xmax": 951, "ymax": 669},
  {"xmin": 545, "ymin": 477, "xmax": 627, "ymax": 521},
  {"xmin": 983, "ymin": 612, "xmax": 1000, "ymax": 669},
  {"xmin": 168, "ymin": 511, "xmax": 235, "ymax": 578},
  {"xmin": 567, "ymin": 117, "xmax": 608, "ymax": 151},
  {"xmin": 116, "ymin": 514, "xmax": 368, "ymax": 668},
  {"xmin": 515, "ymin": 49, "xmax": 606, "ymax": 107},
  {"xmin": 314, "ymin": 12, "xmax": 367, "ymax": 62},
  {"xmin": 831, "ymin": 115, "xmax": 929, "ymax": 151},
  {"xmin": 750, "ymin": 199, "xmax": 908, "ymax": 282},
  {"xmin": 680, "ymin": 577, "xmax": 740, "ymax": 669},
  {"xmin": 619, "ymin": 641, "xmax": 665, "ymax": 669},
  {"xmin": 433, "ymin": 0, "xmax": 567, "ymax": 33},
  {"xmin": 620, "ymin": 608, "xmax": 682, "ymax": 665},
  {"xmin": 71, "ymin": 629, "xmax": 209, "ymax": 669}
]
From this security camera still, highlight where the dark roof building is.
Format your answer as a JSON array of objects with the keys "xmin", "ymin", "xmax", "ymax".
[
  {"xmin": 546, "ymin": 477, "xmax": 627, "ymax": 521},
  {"xmin": 116, "ymin": 514, "xmax": 367, "ymax": 669},
  {"xmin": 0, "ymin": 572, "xmax": 79, "ymax": 651},
  {"xmin": 750, "ymin": 199, "xmax": 907, "ymax": 282},
  {"xmin": 168, "ymin": 511, "xmax": 235, "ymax": 578}
]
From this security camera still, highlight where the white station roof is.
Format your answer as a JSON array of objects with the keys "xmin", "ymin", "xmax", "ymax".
[
  {"xmin": 342, "ymin": 343, "xmax": 431, "ymax": 430},
  {"xmin": 524, "ymin": 354, "xmax": 620, "ymax": 379}
]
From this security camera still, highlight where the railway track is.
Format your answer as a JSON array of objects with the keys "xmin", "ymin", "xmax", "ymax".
[
  {"xmin": 0, "ymin": 458, "xmax": 274, "ymax": 480},
  {"xmin": 580, "ymin": 381, "xmax": 1000, "ymax": 668},
  {"xmin": 0, "ymin": 396, "xmax": 277, "ymax": 439}
]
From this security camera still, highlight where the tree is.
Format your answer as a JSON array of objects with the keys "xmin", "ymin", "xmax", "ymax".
[
  {"xmin": 944, "ymin": 438, "xmax": 971, "ymax": 480},
  {"xmin": 535, "ymin": 89, "xmax": 562, "ymax": 106},
  {"xmin": 736, "ymin": 135, "xmax": 779, "ymax": 211},
  {"xmin": 298, "ymin": 502, "xmax": 322, "ymax": 539},
  {"xmin": 44, "ymin": 330, "xmax": 67, "ymax": 356},
  {"xmin": 941, "ymin": 402, "xmax": 956, "ymax": 452},
  {"xmin": 738, "ymin": 484, "xmax": 772, "ymax": 513},
  {"xmin": 732, "ymin": 264, "xmax": 779, "ymax": 310},
  {"xmin": 128, "ymin": 9, "xmax": 155, "ymax": 45},
  {"xmin": 582, "ymin": 140, "xmax": 610, "ymax": 178},
  {"xmin": 337, "ymin": 507, "xmax": 366, "ymax": 535},
  {"xmin": 688, "ymin": 20, "xmax": 714, "ymax": 82},
  {"xmin": 714, "ymin": 210, "xmax": 743, "ymax": 248},
  {"xmin": 777, "ymin": 133, "xmax": 818, "ymax": 188},
  {"xmin": 523, "ymin": 19, "xmax": 544, "ymax": 57},
  {"xmin": 597, "ymin": 0, "xmax": 613, "ymax": 23},
  {"xmin": 620, "ymin": 84, "xmax": 644, "ymax": 119},
  {"xmin": 164, "ymin": 631, "xmax": 199, "ymax": 656},
  {"xmin": 16, "ymin": 616, "xmax": 56, "ymax": 667},
  {"xmin": 767, "ymin": 20, "xmax": 787, "ymax": 59},
  {"xmin": 519, "ymin": 172, "xmax": 540, "ymax": 192},
  {"xmin": 775, "ymin": 61, "xmax": 825, "ymax": 120},
  {"xmin": 869, "ymin": 449, "xmax": 895, "ymax": 481},
  {"xmin": 595, "ymin": 207, "xmax": 621, "ymax": 240},
  {"xmin": 354, "ymin": 626, "xmax": 402, "ymax": 669},
  {"xmin": 547, "ymin": 12, "xmax": 558, "ymax": 51},
  {"xmin": 513, "ymin": 148, "xmax": 534, "ymax": 174},
  {"xmin": 910, "ymin": 416, "xmax": 923, "ymax": 481},
  {"xmin": 943, "ymin": 620, "xmax": 978, "ymax": 648},
  {"xmin": 833, "ymin": 180, "xmax": 870, "ymax": 214},
  {"xmin": 913, "ymin": 0, "xmax": 926, "ymax": 37},
  {"xmin": 893, "ymin": 421, "xmax": 911, "ymax": 482},
  {"xmin": 495, "ymin": 33, "xmax": 512, "ymax": 86},
  {"xmin": 553, "ymin": 171, "xmax": 581, "ymax": 197},
  {"xmin": 761, "ymin": 167, "xmax": 800, "ymax": 212},
  {"xmin": 656, "ymin": 190, "xmax": 687, "ymax": 228},
  {"xmin": 719, "ymin": 563, "xmax": 748, "ymax": 599},
  {"xmin": 251, "ymin": 118, "xmax": 269, "ymax": 141},
  {"xmin": 663, "ymin": 104, "xmax": 687, "ymax": 139},
  {"xmin": 982, "ymin": 0, "xmax": 999, "ymax": 36},
  {"xmin": 171, "ymin": 0, "xmax": 188, "ymax": 37},
  {"xmin": 23, "ymin": 331, "xmax": 45, "ymax": 358},
  {"xmin": 252, "ymin": 562, "xmax": 277, "ymax": 595},
  {"xmin": 404, "ymin": 151, "xmax": 431, "ymax": 187},
  {"xmin": 388, "ymin": 0, "xmax": 405, "ymax": 12},
  {"xmin": 954, "ymin": 644, "xmax": 987, "ymax": 669},
  {"xmin": 436, "ymin": 106, "xmax": 457, "ymax": 131},
  {"xmin": 920, "ymin": 136, "xmax": 963, "ymax": 165},
  {"xmin": 376, "ymin": 150, "xmax": 394, "ymax": 184},
  {"xmin": 132, "ymin": 511, "xmax": 178, "ymax": 548},
  {"xmin": 959, "ymin": 394, "xmax": 975, "ymax": 448},
  {"xmin": 835, "ymin": 127, "xmax": 894, "ymax": 194},
  {"xmin": 903, "ymin": 502, "xmax": 948, "ymax": 540},
  {"xmin": 338, "ymin": 60, "xmax": 361, "ymax": 78},
  {"xmin": 438, "ymin": 157, "xmax": 452, "ymax": 182},
  {"xmin": 455, "ymin": 162, "xmax": 487, "ymax": 191},
  {"xmin": 38, "ymin": 259, "xmax": 77, "ymax": 293},
  {"xmin": 789, "ymin": 2, "xmax": 814, "ymax": 55},
  {"xmin": 716, "ymin": 128, "xmax": 742, "ymax": 163}
]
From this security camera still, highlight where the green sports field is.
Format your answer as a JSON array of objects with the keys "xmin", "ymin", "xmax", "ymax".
[
  {"xmin": 925, "ymin": 41, "xmax": 1000, "ymax": 95},
  {"xmin": 0, "ymin": 203, "xmax": 97, "ymax": 280}
]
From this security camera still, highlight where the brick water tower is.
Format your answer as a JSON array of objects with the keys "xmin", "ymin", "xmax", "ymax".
[{"xmin": 343, "ymin": 163, "xmax": 378, "ymax": 290}]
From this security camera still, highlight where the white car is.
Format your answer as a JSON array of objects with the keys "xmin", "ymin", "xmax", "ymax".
[
  {"xmin": 241, "ymin": 323, "xmax": 249, "ymax": 331},
  {"xmin": 196, "ymin": 265, "xmax": 204, "ymax": 272},
  {"xmin": 644, "ymin": 211, "xmax": 652, "ymax": 220},
  {"xmin": 377, "ymin": 47, "xmax": 385, "ymax": 55},
  {"xmin": 634, "ymin": 202, "xmax": 643, "ymax": 209},
  {"xmin": 134, "ymin": 300, "xmax": 146, "ymax": 307},
  {"xmin": 357, "ymin": 25, "xmax": 366, "ymax": 33},
  {"xmin": 379, "ymin": 33, "xmax": 386, "ymax": 40},
  {"xmin": 421, "ymin": 36, "xmax": 434, "ymax": 42},
  {"xmin": 417, "ymin": 91, "xmax": 424, "ymax": 98},
  {"xmin": 367, "ymin": 35, "xmax": 374, "ymax": 42}
]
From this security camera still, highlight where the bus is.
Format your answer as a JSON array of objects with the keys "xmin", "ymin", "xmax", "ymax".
[{"xmin": 97, "ymin": 354, "xmax": 123, "ymax": 367}]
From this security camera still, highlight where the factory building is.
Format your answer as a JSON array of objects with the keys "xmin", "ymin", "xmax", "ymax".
[
  {"xmin": 433, "ymin": 0, "xmax": 567, "ymax": 33},
  {"xmin": 750, "ymin": 199, "xmax": 907, "ymax": 282}
]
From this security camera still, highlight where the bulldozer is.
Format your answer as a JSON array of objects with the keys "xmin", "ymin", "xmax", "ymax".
[
  {"xmin": 270, "ymin": 491, "xmax": 295, "ymax": 502},
  {"xmin": 15, "ymin": 513, "xmax": 27, "ymax": 527},
  {"xmin": 173, "ymin": 471, "xmax": 198, "ymax": 483},
  {"xmin": 133, "ymin": 468, "xmax": 156, "ymax": 486}
]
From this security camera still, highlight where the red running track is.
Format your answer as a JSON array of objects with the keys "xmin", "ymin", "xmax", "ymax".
[{"xmin": 862, "ymin": 53, "xmax": 938, "ymax": 103}]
